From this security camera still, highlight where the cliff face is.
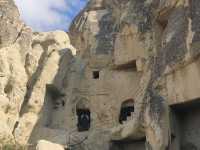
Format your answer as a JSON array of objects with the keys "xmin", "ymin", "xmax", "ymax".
[
  {"xmin": 0, "ymin": 0, "xmax": 76, "ymax": 146},
  {"xmin": 70, "ymin": 0, "xmax": 200, "ymax": 150},
  {"xmin": 1, "ymin": 0, "xmax": 200, "ymax": 150}
]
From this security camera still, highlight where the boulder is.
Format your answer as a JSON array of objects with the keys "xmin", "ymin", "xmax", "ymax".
[{"xmin": 36, "ymin": 140, "xmax": 65, "ymax": 150}]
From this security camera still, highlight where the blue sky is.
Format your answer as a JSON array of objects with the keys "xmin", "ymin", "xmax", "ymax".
[{"xmin": 14, "ymin": 0, "xmax": 88, "ymax": 32}]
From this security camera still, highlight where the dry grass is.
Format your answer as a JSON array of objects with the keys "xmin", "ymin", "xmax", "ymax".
[{"xmin": 0, "ymin": 144, "xmax": 25, "ymax": 150}]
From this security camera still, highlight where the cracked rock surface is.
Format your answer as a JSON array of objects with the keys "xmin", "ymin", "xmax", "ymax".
[
  {"xmin": 0, "ymin": 0, "xmax": 75, "ymax": 144},
  {"xmin": 2, "ymin": 0, "xmax": 200, "ymax": 150}
]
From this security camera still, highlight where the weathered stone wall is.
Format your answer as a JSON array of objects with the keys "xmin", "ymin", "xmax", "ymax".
[
  {"xmin": 69, "ymin": 0, "xmax": 200, "ymax": 150},
  {"xmin": 2, "ymin": 0, "xmax": 200, "ymax": 150}
]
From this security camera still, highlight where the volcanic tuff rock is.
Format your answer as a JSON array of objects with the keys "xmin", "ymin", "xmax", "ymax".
[
  {"xmin": 1, "ymin": 0, "xmax": 200, "ymax": 150},
  {"xmin": 0, "ymin": 0, "xmax": 75, "ymax": 145}
]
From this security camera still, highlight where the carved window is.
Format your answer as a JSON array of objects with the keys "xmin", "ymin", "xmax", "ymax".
[{"xmin": 93, "ymin": 71, "xmax": 100, "ymax": 79}]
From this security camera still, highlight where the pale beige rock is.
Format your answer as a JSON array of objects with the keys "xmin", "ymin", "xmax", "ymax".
[
  {"xmin": 36, "ymin": 140, "xmax": 65, "ymax": 150},
  {"xmin": 0, "ymin": 44, "xmax": 28, "ymax": 141},
  {"xmin": 15, "ymin": 31, "xmax": 74, "ymax": 144}
]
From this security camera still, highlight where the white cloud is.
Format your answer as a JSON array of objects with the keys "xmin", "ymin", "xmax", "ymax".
[{"xmin": 14, "ymin": 0, "xmax": 87, "ymax": 31}]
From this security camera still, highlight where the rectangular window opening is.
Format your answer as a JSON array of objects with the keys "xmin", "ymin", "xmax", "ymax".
[{"xmin": 93, "ymin": 71, "xmax": 100, "ymax": 79}]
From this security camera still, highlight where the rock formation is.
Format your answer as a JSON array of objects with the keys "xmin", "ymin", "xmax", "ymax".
[
  {"xmin": 1, "ymin": 0, "xmax": 200, "ymax": 150},
  {"xmin": 0, "ymin": 0, "xmax": 75, "ymax": 147}
]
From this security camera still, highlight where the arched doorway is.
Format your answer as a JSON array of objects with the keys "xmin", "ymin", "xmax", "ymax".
[
  {"xmin": 119, "ymin": 99, "xmax": 134, "ymax": 124},
  {"xmin": 76, "ymin": 99, "xmax": 91, "ymax": 132}
]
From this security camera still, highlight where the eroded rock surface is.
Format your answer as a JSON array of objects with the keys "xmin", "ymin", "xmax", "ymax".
[
  {"xmin": 69, "ymin": 0, "xmax": 200, "ymax": 150},
  {"xmin": 0, "ymin": 0, "xmax": 75, "ymax": 146},
  {"xmin": 1, "ymin": 0, "xmax": 200, "ymax": 150}
]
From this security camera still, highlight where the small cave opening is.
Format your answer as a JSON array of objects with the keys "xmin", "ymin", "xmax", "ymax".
[
  {"xmin": 114, "ymin": 60, "xmax": 137, "ymax": 71},
  {"xmin": 93, "ymin": 71, "xmax": 100, "ymax": 79},
  {"xmin": 170, "ymin": 99, "xmax": 200, "ymax": 150},
  {"xmin": 44, "ymin": 84, "xmax": 66, "ymax": 128},
  {"xmin": 157, "ymin": 19, "xmax": 168, "ymax": 31},
  {"xmin": 46, "ymin": 84, "xmax": 65, "ymax": 110},
  {"xmin": 46, "ymin": 84, "xmax": 65, "ymax": 99},
  {"xmin": 76, "ymin": 109, "xmax": 91, "ymax": 132},
  {"xmin": 119, "ymin": 99, "xmax": 134, "ymax": 124}
]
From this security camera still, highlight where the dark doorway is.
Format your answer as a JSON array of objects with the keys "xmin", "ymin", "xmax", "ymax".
[
  {"xmin": 77, "ymin": 109, "xmax": 91, "ymax": 132},
  {"xmin": 170, "ymin": 99, "xmax": 200, "ymax": 150},
  {"xmin": 119, "ymin": 99, "xmax": 134, "ymax": 124},
  {"xmin": 93, "ymin": 71, "xmax": 100, "ymax": 79}
]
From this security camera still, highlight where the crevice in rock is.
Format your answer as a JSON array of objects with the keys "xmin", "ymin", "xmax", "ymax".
[
  {"xmin": 12, "ymin": 121, "xmax": 19, "ymax": 135},
  {"xmin": 12, "ymin": 24, "xmax": 24, "ymax": 45}
]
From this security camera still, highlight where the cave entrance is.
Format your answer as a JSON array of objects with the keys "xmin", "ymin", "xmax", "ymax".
[
  {"xmin": 170, "ymin": 99, "xmax": 200, "ymax": 150},
  {"xmin": 119, "ymin": 99, "xmax": 134, "ymax": 124},
  {"xmin": 77, "ymin": 109, "xmax": 91, "ymax": 132},
  {"xmin": 46, "ymin": 84, "xmax": 65, "ymax": 110},
  {"xmin": 44, "ymin": 84, "xmax": 65, "ymax": 127}
]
